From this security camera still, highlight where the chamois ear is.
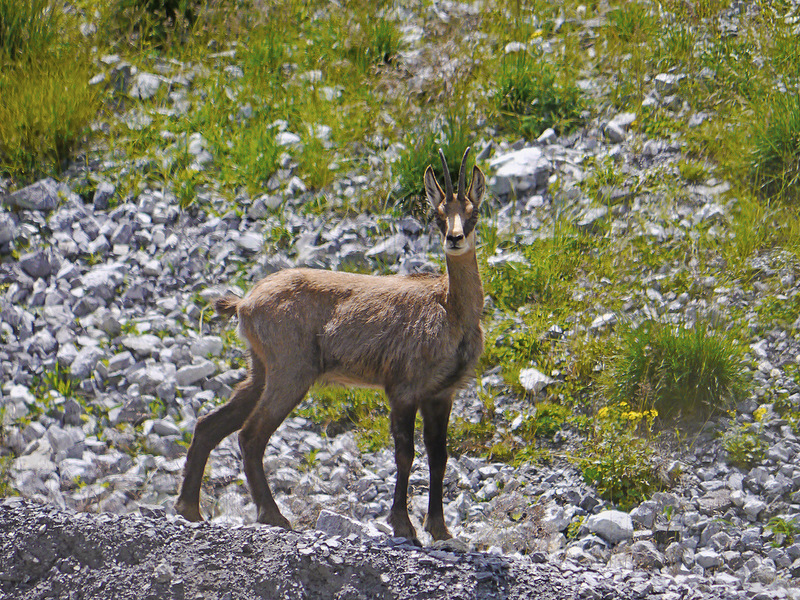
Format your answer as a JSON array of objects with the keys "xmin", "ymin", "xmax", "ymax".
[
  {"xmin": 424, "ymin": 165, "xmax": 445, "ymax": 210},
  {"xmin": 467, "ymin": 165, "xmax": 486, "ymax": 210}
]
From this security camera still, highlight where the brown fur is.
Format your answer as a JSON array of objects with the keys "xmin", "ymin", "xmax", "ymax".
[{"xmin": 175, "ymin": 148, "xmax": 486, "ymax": 545}]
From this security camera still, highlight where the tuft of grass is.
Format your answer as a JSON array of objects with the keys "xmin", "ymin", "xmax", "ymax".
[
  {"xmin": 605, "ymin": 320, "xmax": 744, "ymax": 424},
  {"xmin": 0, "ymin": 0, "xmax": 100, "ymax": 182},
  {"xmin": 496, "ymin": 52, "xmax": 584, "ymax": 138},
  {"xmin": 393, "ymin": 113, "xmax": 474, "ymax": 219},
  {"xmin": 0, "ymin": 0, "xmax": 59, "ymax": 62},
  {"xmin": 748, "ymin": 93, "xmax": 800, "ymax": 203},
  {"xmin": 345, "ymin": 16, "xmax": 400, "ymax": 71}
]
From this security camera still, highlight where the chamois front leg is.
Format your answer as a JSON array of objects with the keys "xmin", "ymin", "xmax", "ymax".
[
  {"xmin": 388, "ymin": 400, "xmax": 420, "ymax": 545},
  {"xmin": 421, "ymin": 395, "xmax": 454, "ymax": 541}
]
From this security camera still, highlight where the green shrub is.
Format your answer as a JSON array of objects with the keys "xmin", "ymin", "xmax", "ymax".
[
  {"xmin": 297, "ymin": 386, "xmax": 390, "ymax": 451},
  {"xmin": 606, "ymin": 321, "xmax": 744, "ymax": 424},
  {"xmin": 519, "ymin": 401, "xmax": 570, "ymax": 440},
  {"xmin": 496, "ymin": 52, "xmax": 584, "ymax": 138}
]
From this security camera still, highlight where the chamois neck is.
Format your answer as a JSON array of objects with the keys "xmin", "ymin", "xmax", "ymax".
[{"xmin": 444, "ymin": 249, "xmax": 483, "ymax": 321}]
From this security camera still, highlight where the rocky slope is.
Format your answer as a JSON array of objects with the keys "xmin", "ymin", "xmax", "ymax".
[{"xmin": 3, "ymin": 1, "xmax": 800, "ymax": 599}]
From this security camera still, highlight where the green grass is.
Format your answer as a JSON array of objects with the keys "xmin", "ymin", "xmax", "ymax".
[
  {"xmin": 605, "ymin": 321, "xmax": 744, "ymax": 424},
  {"xmin": 496, "ymin": 52, "xmax": 585, "ymax": 138},
  {"xmin": 297, "ymin": 386, "xmax": 390, "ymax": 452},
  {"xmin": 748, "ymin": 93, "xmax": 800, "ymax": 203},
  {"xmin": 0, "ymin": 0, "xmax": 101, "ymax": 182}
]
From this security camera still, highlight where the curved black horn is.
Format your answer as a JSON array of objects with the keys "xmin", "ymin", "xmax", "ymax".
[
  {"xmin": 457, "ymin": 146, "xmax": 471, "ymax": 200},
  {"xmin": 438, "ymin": 148, "xmax": 453, "ymax": 201}
]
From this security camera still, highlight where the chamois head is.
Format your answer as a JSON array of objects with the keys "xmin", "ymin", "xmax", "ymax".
[{"xmin": 424, "ymin": 147, "xmax": 486, "ymax": 257}]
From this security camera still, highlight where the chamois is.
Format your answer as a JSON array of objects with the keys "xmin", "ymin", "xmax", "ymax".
[{"xmin": 175, "ymin": 147, "xmax": 486, "ymax": 544}]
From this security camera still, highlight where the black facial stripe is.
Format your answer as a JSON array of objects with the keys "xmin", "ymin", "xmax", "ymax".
[{"xmin": 463, "ymin": 213, "xmax": 478, "ymax": 236}]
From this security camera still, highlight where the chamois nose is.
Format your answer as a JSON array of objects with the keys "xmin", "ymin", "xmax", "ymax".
[{"xmin": 447, "ymin": 233, "xmax": 465, "ymax": 244}]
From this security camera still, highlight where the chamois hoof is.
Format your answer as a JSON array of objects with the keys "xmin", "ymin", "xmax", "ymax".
[
  {"xmin": 423, "ymin": 516, "xmax": 452, "ymax": 542},
  {"xmin": 257, "ymin": 510, "xmax": 293, "ymax": 531},
  {"xmin": 174, "ymin": 499, "xmax": 203, "ymax": 522}
]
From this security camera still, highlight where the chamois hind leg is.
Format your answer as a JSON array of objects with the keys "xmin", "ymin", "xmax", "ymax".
[
  {"xmin": 175, "ymin": 351, "xmax": 265, "ymax": 521},
  {"xmin": 421, "ymin": 394, "xmax": 454, "ymax": 541},
  {"xmin": 387, "ymin": 396, "xmax": 420, "ymax": 545},
  {"xmin": 238, "ymin": 370, "xmax": 315, "ymax": 529}
]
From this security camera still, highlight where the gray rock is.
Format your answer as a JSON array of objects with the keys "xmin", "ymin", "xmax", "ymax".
[
  {"xmin": 80, "ymin": 264, "xmax": 125, "ymax": 301},
  {"xmin": 93, "ymin": 181, "xmax": 116, "ymax": 210},
  {"xmin": 190, "ymin": 336, "xmax": 224, "ymax": 358},
  {"xmin": 56, "ymin": 341, "xmax": 78, "ymax": 367},
  {"xmin": 236, "ymin": 232, "xmax": 263, "ymax": 254},
  {"xmin": 743, "ymin": 498, "xmax": 767, "ymax": 520},
  {"xmin": 695, "ymin": 549, "xmax": 723, "ymax": 569},
  {"xmin": 3, "ymin": 177, "xmax": 60, "ymax": 211},
  {"xmin": 630, "ymin": 540, "xmax": 665, "ymax": 568},
  {"xmin": 518, "ymin": 368, "xmax": 555, "ymax": 395},
  {"xmin": 19, "ymin": 250, "xmax": 52, "ymax": 279},
  {"xmin": 315, "ymin": 509, "xmax": 383, "ymax": 540},
  {"xmin": 630, "ymin": 501, "xmax": 658, "ymax": 529},
  {"xmin": 365, "ymin": 233, "xmax": 408, "ymax": 262},
  {"xmin": 489, "ymin": 147, "xmax": 551, "ymax": 196},
  {"xmin": 585, "ymin": 510, "xmax": 633, "ymax": 545},
  {"xmin": 130, "ymin": 72, "xmax": 162, "ymax": 99},
  {"xmin": 175, "ymin": 359, "xmax": 217, "ymax": 386},
  {"xmin": 0, "ymin": 211, "xmax": 17, "ymax": 245},
  {"xmin": 121, "ymin": 335, "xmax": 163, "ymax": 358},
  {"xmin": 70, "ymin": 346, "xmax": 105, "ymax": 380}
]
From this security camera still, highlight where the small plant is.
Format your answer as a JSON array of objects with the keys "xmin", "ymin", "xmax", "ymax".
[
  {"xmin": 496, "ymin": 52, "xmax": 584, "ymax": 138},
  {"xmin": 678, "ymin": 159, "xmax": 709, "ymax": 183},
  {"xmin": 721, "ymin": 422, "xmax": 767, "ymax": 469},
  {"xmin": 346, "ymin": 16, "xmax": 400, "ymax": 70},
  {"xmin": 767, "ymin": 516, "xmax": 800, "ymax": 547},
  {"xmin": 573, "ymin": 402, "xmax": 661, "ymax": 509},
  {"xmin": 519, "ymin": 401, "xmax": 570, "ymax": 440},
  {"xmin": 605, "ymin": 320, "xmax": 744, "ymax": 424}
]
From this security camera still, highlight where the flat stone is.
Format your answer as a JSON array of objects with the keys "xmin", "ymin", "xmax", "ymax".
[
  {"xmin": 176, "ymin": 359, "xmax": 217, "ymax": 386},
  {"xmin": 3, "ymin": 178, "xmax": 59, "ymax": 211},
  {"xmin": 121, "ymin": 334, "xmax": 163, "ymax": 358},
  {"xmin": 315, "ymin": 509, "xmax": 383, "ymax": 540}
]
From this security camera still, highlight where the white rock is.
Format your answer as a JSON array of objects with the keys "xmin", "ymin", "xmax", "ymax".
[
  {"xmin": 190, "ymin": 336, "xmax": 225, "ymax": 358},
  {"xmin": 518, "ymin": 368, "xmax": 555, "ymax": 394},
  {"xmin": 276, "ymin": 132, "xmax": 302, "ymax": 146},
  {"xmin": 315, "ymin": 509, "xmax": 384, "ymax": 540},
  {"xmin": 489, "ymin": 147, "xmax": 551, "ymax": 195},
  {"xmin": 176, "ymin": 359, "xmax": 217, "ymax": 386},
  {"xmin": 586, "ymin": 510, "xmax": 633, "ymax": 545},
  {"xmin": 130, "ymin": 72, "xmax": 162, "ymax": 99},
  {"xmin": 695, "ymin": 549, "xmax": 723, "ymax": 569}
]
